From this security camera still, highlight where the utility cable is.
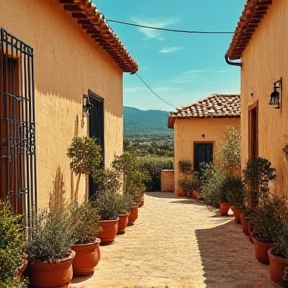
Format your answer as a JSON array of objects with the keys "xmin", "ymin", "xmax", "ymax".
[
  {"xmin": 134, "ymin": 73, "xmax": 177, "ymax": 109},
  {"xmin": 107, "ymin": 19, "xmax": 234, "ymax": 34}
]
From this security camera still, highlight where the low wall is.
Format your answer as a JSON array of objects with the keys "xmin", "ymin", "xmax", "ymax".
[{"xmin": 161, "ymin": 169, "xmax": 174, "ymax": 192}]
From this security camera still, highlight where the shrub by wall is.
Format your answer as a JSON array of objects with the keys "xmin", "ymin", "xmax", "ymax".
[{"xmin": 137, "ymin": 156, "xmax": 173, "ymax": 192}]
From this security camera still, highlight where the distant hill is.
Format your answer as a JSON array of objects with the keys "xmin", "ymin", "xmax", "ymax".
[{"xmin": 123, "ymin": 106, "xmax": 173, "ymax": 136}]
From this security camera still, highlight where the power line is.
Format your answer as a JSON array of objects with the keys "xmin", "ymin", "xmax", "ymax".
[
  {"xmin": 107, "ymin": 19, "xmax": 234, "ymax": 34},
  {"xmin": 135, "ymin": 73, "xmax": 177, "ymax": 109}
]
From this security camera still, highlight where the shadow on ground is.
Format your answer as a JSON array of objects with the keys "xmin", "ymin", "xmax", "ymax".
[{"xmin": 195, "ymin": 220, "xmax": 276, "ymax": 288}]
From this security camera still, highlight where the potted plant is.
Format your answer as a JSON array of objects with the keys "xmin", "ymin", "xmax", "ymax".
[
  {"xmin": 67, "ymin": 136, "xmax": 102, "ymax": 200},
  {"xmin": 70, "ymin": 201, "xmax": 102, "ymax": 276},
  {"xmin": 177, "ymin": 159, "xmax": 193, "ymax": 196},
  {"xmin": 251, "ymin": 195, "xmax": 285, "ymax": 265},
  {"xmin": 112, "ymin": 152, "xmax": 149, "ymax": 225},
  {"xmin": 25, "ymin": 207, "xmax": 76, "ymax": 288},
  {"xmin": 91, "ymin": 191, "xmax": 119, "ymax": 245},
  {"xmin": 198, "ymin": 162, "xmax": 224, "ymax": 209},
  {"xmin": 116, "ymin": 193, "xmax": 133, "ymax": 234},
  {"xmin": 268, "ymin": 200, "xmax": 288, "ymax": 283},
  {"xmin": 242, "ymin": 157, "xmax": 277, "ymax": 209},
  {"xmin": 225, "ymin": 176, "xmax": 246, "ymax": 223},
  {"xmin": 0, "ymin": 199, "xmax": 27, "ymax": 288}
]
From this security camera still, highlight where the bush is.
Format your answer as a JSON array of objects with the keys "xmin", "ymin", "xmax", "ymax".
[
  {"xmin": 137, "ymin": 156, "xmax": 173, "ymax": 191},
  {"xmin": 199, "ymin": 162, "xmax": 225, "ymax": 207},
  {"xmin": 71, "ymin": 202, "xmax": 102, "ymax": 244},
  {"xmin": 25, "ymin": 207, "xmax": 75, "ymax": 263},
  {"xmin": 0, "ymin": 200, "xmax": 26, "ymax": 288}
]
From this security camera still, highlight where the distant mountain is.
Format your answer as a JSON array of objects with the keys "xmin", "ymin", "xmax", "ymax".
[{"xmin": 123, "ymin": 106, "xmax": 173, "ymax": 136}]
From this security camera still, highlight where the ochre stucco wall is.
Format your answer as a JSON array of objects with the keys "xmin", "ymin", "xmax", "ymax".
[
  {"xmin": 0, "ymin": 0, "xmax": 125, "ymax": 208},
  {"xmin": 161, "ymin": 170, "xmax": 174, "ymax": 192},
  {"xmin": 240, "ymin": 0, "xmax": 288, "ymax": 196},
  {"xmin": 173, "ymin": 117, "xmax": 240, "ymax": 193}
]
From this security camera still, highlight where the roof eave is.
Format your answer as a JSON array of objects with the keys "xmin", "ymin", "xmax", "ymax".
[
  {"xmin": 60, "ymin": 0, "xmax": 138, "ymax": 73},
  {"xmin": 227, "ymin": 0, "xmax": 272, "ymax": 60}
]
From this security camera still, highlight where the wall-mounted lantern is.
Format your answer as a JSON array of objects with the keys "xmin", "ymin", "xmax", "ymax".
[{"xmin": 269, "ymin": 77, "xmax": 282, "ymax": 109}]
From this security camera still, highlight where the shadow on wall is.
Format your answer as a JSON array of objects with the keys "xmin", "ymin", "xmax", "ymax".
[
  {"xmin": 195, "ymin": 220, "xmax": 271, "ymax": 287},
  {"xmin": 49, "ymin": 166, "xmax": 67, "ymax": 211}
]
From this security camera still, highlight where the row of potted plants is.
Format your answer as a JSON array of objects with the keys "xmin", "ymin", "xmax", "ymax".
[{"xmin": 0, "ymin": 136, "xmax": 148, "ymax": 288}]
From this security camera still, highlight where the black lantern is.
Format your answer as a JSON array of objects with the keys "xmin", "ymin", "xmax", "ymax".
[
  {"xmin": 83, "ymin": 94, "xmax": 93, "ymax": 115},
  {"xmin": 269, "ymin": 77, "xmax": 282, "ymax": 109}
]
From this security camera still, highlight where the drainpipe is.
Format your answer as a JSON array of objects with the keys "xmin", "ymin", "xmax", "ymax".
[{"xmin": 225, "ymin": 53, "xmax": 242, "ymax": 67}]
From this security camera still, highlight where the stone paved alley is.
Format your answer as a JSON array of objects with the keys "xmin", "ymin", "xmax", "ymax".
[{"xmin": 72, "ymin": 192, "xmax": 275, "ymax": 288}]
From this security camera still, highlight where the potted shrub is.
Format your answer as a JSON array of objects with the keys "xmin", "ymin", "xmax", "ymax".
[
  {"xmin": 251, "ymin": 195, "xmax": 285, "ymax": 265},
  {"xmin": 70, "ymin": 201, "xmax": 102, "ymax": 276},
  {"xmin": 218, "ymin": 179, "xmax": 230, "ymax": 216},
  {"xmin": 198, "ymin": 162, "xmax": 223, "ymax": 209},
  {"xmin": 116, "ymin": 193, "xmax": 133, "ymax": 234},
  {"xmin": 112, "ymin": 152, "xmax": 150, "ymax": 225},
  {"xmin": 225, "ymin": 176, "xmax": 246, "ymax": 223},
  {"xmin": 67, "ymin": 136, "xmax": 102, "ymax": 200},
  {"xmin": 25, "ymin": 207, "xmax": 76, "ymax": 288},
  {"xmin": 91, "ymin": 191, "xmax": 119, "ymax": 245},
  {"xmin": 242, "ymin": 157, "xmax": 276, "ymax": 209},
  {"xmin": 177, "ymin": 159, "xmax": 193, "ymax": 196},
  {"xmin": 0, "ymin": 199, "xmax": 27, "ymax": 288},
  {"xmin": 268, "ymin": 201, "xmax": 288, "ymax": 283}
]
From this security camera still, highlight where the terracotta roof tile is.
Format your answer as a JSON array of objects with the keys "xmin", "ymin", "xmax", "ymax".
[
  {"xmin": 168, "ymin": 94, "xmax": 240, "ymax": 128},
  {"xmin": 60, "ymin": 0, "xmax": 138, "ymax": 73},
  {"xmin": 227, "ymin": 0, "xmax": 272, "ymax": 60}
]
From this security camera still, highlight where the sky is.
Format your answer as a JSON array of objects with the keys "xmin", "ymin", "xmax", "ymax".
[{"xmin": 92, "ymin": 1, "xmax": 246, "ymax": 112}]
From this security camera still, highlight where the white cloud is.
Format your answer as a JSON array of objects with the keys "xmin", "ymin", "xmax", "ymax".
[
  {"xmin": 174, "ymin": 69, "xmax": 208, "ymax": 84},
  {"xmin": 159, "ymin": 47, "xmax": 183, "ymax": 53},
  {"xmin": 132, "ymin": 18, "xmax": 178, "ymax": 40}
]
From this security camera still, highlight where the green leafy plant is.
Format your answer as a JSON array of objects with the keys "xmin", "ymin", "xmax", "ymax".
[
  {"xmin": 199, "ymin": 162, "xmax": 225, "ymax": 207},
  {"xmin": 67, "ymin": 136, "xmax": 102, "ymax": 196},
  {"xmin": 25, "ymin": 207, "xmax": 76, "ymax": 263},
  {"xmin": 71, "ymin": 201, "xmax": 102, "ymax": 244},
  {"xmin": 91, "ymin": 192, "xmax": 119, "ymax": 221},
  {"xmin": 217, "ymin": 125, "xmax": 241, "ymax": 176},
  {"xmin": 137, "ymin": 156, "xmax": 173, "ymax": 191},
  {"xmin": 0, "ymin": 199, "xmax": 26, "ymax": 288},
  {"xmin": 116, "ymin": 193, "xmax": 134, "ymax": 214},
  {"xmin": 252, "ymin": 195, "xmax": 286, "ymax": 243},
  {"xmin": 225, "ymin": 176, "xmax": 246, "ymax": 209},
  {"xmin": 112, "ymin": 152, "xmax": 150, "ymax": 204},
  {"xmin": 243, "ymin": 157, "xmax": 277, "ymax": 208}
]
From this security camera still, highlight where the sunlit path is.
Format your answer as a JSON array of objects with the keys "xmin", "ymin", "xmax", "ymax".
[{"xmin": 72, "ymin": 192, "xmax": 272, "ymax": 288}]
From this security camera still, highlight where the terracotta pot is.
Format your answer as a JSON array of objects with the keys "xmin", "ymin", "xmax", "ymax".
[
  {"xmin": 231, "ymin": 206, "xmax": 242, "ymax": 224},
  {"xmin": 71, "ymin": 238, "xmax": 101, "ymax": 276},
  {"xmin": 117, "ymin": 213, "xmax": 129, "ymax": 234},
  {"xmin": 252, "ymin": 236, "xmax": 274, "ymax": 264},
  {"xmin": 26, "ymin": 250, "xmax": 75, "ymax": 288},
  {"xmin": 268, "ymin": 247, "xmax": 288, "ymax": 283},
  {"xmin": 128, "ymin": 206, "xmax": 138, "ymax": 226},
  {"xmin": 177, "ymin": 187, "xmax": 186, "ymax": 197},
  {"xmin": 240, "ymin": 213, "xmax": 250, "ymax": 236},
  {"xmin": 97, "ymin": 219, "xmax": 118, "ymax": 245},
  {"xmin": 192, "ymin": 190, "xmax": 201, "ymax": 199},
  {"xmin": 219, "ymin": 202, "xmax": 230, "ymax": 216}
]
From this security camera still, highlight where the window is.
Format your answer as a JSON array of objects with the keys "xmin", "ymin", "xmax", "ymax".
[{"xmin": 0, "ymin": 28, "xmax": 36, "ymax": 215}]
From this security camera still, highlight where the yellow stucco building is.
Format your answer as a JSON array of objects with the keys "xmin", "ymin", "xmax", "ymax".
[
  {"xmin": 0, "ymin": 0, "xmax": 138, "ymax": 214},
  {"xmin": 168, "ymin": 94, "xmax": 240, "ymax": 194},
  {"xmin": 226, "ymin": 0, "xmax": 288, "ymax": 196}
]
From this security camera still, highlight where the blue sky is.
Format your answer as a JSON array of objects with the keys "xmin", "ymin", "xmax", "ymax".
[{"xmin": 93, "ymin": 1, "xmax": 246, "ymax": 112}]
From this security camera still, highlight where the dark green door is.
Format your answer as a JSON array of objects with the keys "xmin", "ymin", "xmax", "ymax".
[{"xmin": 194, "ymin": 143, "xmax": 213, "ymax": 172}]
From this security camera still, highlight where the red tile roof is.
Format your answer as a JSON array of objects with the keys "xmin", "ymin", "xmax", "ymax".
[
  {"xmin": 227, "ymin": 0, "xmax": 272, "ymax": 60},
  {"xmin": 60, "ymin": 0, "xmax": 138, "ymax": 73},
  {"xmin": 168, "ymin": 94, "xmax": 240, "ymax": 129}
]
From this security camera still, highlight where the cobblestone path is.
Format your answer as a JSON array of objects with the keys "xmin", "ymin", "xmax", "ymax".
[{"xmin": 72, "ymin": 192, "xmax": 275, "ymax": 288}]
